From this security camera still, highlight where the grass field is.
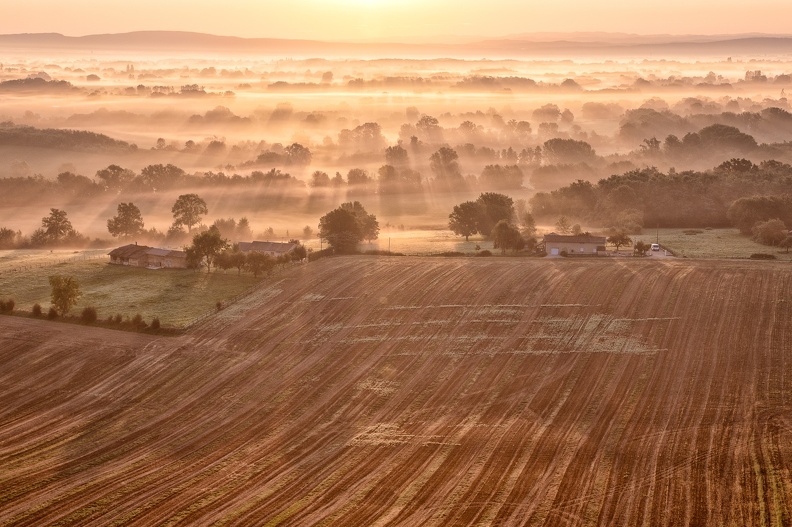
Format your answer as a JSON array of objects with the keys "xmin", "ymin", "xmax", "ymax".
[
  {"xmin": 634, "ymin": 228, "xmax": 792, "ymax": 261},
  {"xmin": 0, "ymin": 249, "xmax": 263, "ymax": 327}
]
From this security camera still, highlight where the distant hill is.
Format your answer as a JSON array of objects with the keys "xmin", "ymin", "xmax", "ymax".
[{"xmin": 3, "ymin": 31, "xmax": 792, "ymax": 58}]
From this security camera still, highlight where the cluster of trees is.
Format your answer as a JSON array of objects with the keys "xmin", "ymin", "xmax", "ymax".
[
  {"xmin": 448, "ymin": 193, "xmax": 538, "ymax": 254},
  {"xmin": 530, "ymin": 160, "xmax": 792, "ymax": 232},
  {"xmin": 317, "ymin": 202, "xmax": 379, "ymax": 254}
]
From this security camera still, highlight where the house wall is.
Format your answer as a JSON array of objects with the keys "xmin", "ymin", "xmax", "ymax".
[{"xmin": 546, "ymin": 242, "xmax": 601, "ymax": 255}]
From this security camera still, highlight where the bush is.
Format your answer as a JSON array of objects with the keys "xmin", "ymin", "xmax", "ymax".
[
  {"xmin": 32, "ymin": 303, "xmax": 42, "ymax": 316},
  {"xmin": 0, "ymin": 298, "xmax": 14, "ymax": 312},
  {"xmin": 216, "ymin": 301, "xmax": 223, "ymax": 311},
  {"xmin": 436, "ymin": 251, "xmax": 465, "ymax": 257},
  {"xmin": 749, "ymin": 253, "xmax": 777, "ymax": 260},
  {"xmin": 150, "ymin": 317, "xmax": 161, "ymax": 330},
  {"xmin": 81, "ymin": 306, "xmax": 98, "ymax": 324},
  {"xmin": 475, "ymin": 250, "xmax": 493, "ymax": 257},
  {"xmin": 47, "ymin": 307, "xmax": 58, "ymax": 319},
  {"xmin": 114, "ymin": 313, "xmax": 123, "ymax": 324}
]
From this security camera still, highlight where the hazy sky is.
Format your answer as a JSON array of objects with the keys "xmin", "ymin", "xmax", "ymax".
[{"xmin": 3, "ymin": 0, "xmax": 792, "ymax": 40}]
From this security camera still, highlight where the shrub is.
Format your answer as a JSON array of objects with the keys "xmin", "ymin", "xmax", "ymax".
[
  {"xmin": 476, "ymin": 250, "xmax": 493, "ymax": 257},
  {"xmin": 216, "ymin": 301, "xmax": 223, "ymax": 311},
  {"xmin": 749, "ymin": 253, "xmax": 777, "ymax": 260},
  {"xmin": 132, "ymin": 313, "xmax": 146, "ymax": 328},
  {"xmin": 114, "ymin": 313, "xmax": 123, "ymax": 324},
  {"xmin": 363, "ymin": 249, "xmax": 405, "ymax": 256},
  {"xmin": 32, "ymin": 303, "xmax": 42, "ymax": 316},
  {"xmin": 150, "ymin": 317, "xmax": 161, "ymax": 330},
  {"xmin": 437, "ymin": 251, "xmax": 465, "ymax": 257},
  {"xmin": 47, "ymin": 307, "xmax": 58, "ymax": 319},
  {"xmin": 81, "ymin": 306, "xmax": 98, "ymax": 324},
  {"xmin": 0, "ymin": 299, "xmax": 14, "ymax": 312}
]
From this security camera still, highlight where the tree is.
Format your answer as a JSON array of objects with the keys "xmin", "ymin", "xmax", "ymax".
[
  {"xmin": 318, "ymin": 208, "xmax": 363, "ymax": 254},
  {"xmin": 185, "ymin": 226, "xmax": 229, "ymax": 272},
  {"xmin": 284, "ymin": 143, "xmax": 312, "ymax": 165},
  {"xmin": 41, "ymin": 208, "xmax": 74, "ymax": 243},
  {"xmin": 449, "ymin": 201, "xmax": 480, "ymax": 241},
  {"xmin": 303, "ymin": 225, "xmax": 313, "ymax": 239},
  {"xmin": 49, "ymin": 275, "xmax": 81, "ymax": 316},
  {"xmin": 139, "ymin": 163, "xmax": 185, "ymax": 192},
  {"xmin": 633, "ymin": 240, "xmax": 650, "ymax": 256},
  {"xmin": 476, "ymin": 192, "xmax": 515, "ymax": 237},
  {"xmin": 172, "ymin": 194, "xmax": 208, "ymax": 233},
  {"xmin": 236, "ymin": 217, "xmax": 253, "ymax": 240},
  {"xmin": 780, "ymin": 235, "xmax": 792, "ymax": 253},
  {"xmin": 339, "ymin": 201, "xmax": 379, "ymax": 242},
  {"xmin": 519, "ymin": 210, "xmax": 537, "ymax": 238},
  {"xmin": 751, "ymin": 218, "xmax": 787, "ymax": 246},
  {"xmin": 245, "ymin": 251, "xmax": 276, "ymax": 277},
  {"xmin": 479, "ymin": 164, "xmax": 524, "ymax": 191},
  {"xmin": 555, "ymin": 216, "xmax": 572, "ymax": 234},
  {"xmin": 216, "ymin": 247, "xmax": 247, "ymax": 274},
  {"xmin": 491, "ymin": 220, "xmax": 525, "ymax": 255},
  {"xmin": 384, "ymin": 144, "xmax": 409, "ymax": 166},
  {"xmin": 95, "ymin": 164, "xmax": 135, "ymax": 192},
  {"xmin": 107, "ymin": 202, "xmax": 144, "ymax": 239},
  {"xmin": 607, "ymin": 232, "xmax": 633, "ymax": 253},
  {"xmin": 429, "ymin": 146, "xmax": 464, "ymax": 191}
]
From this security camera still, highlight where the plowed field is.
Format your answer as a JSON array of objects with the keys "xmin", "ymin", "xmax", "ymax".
[{"xmin": 1, "ymin": 257, "xmax": 791, "ymax": 526}]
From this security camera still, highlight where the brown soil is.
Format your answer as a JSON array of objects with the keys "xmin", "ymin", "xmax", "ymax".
[{"xmin": 1, "ymin": 256, "xmax": 791, "ymax": 526}]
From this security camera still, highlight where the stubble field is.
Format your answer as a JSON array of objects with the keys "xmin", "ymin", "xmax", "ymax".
[{"xmin": 1, "ymin": 256, "xmax": 790, "ymax": 526}]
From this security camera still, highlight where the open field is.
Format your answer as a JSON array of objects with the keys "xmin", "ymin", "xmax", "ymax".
[
  {"xmin": 634, "ymin": 228, "xmax": 792, "ymax": 261},
  {"xmin": 1, "ymin": 256, "xmax": 791, "ymax": 525},
  {"xmin": 0, "ymin": 249, "xmax": 263, "ymax": 326}
]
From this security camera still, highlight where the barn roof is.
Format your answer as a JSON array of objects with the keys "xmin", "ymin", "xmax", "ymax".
[
  {"xmin": 238, "ymin": 241, "xmax": 297, "ymax": 254},
  {"xmin": 108, "ymin": 244, "xmax": 150, "ymax": 258},
  {"xmin": 543, "ymin": 233, "xmax": 607, "ymax": 244}
]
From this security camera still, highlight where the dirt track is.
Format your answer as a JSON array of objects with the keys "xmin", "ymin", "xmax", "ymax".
[{"xmin": 1, "ymin": 256, "xmax": 791, "ymax": 526}]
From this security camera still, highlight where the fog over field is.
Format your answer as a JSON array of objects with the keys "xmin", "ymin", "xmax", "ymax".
[{"xmin": 2, "ymin": 33, "xmax": 792, "ymax": 243}]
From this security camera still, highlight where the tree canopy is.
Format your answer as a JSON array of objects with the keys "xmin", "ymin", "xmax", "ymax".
[
  {"xmin": 185, "ymin": 226, "xmax": 229, "ymax": 272},
  {"xmin": 107, "ymin": 202, "xmax": 144, "ymax": 239},
  {"xmin": 49, "ymin": 274, "xmax": 81, "ymax": 316},
  {"xmin": 318, "ymin": 201, "xmax": 378, "ymax": 253},
  {"xmin": 172, "ymin": 194, "xmax": 208, "ymax": 233}
]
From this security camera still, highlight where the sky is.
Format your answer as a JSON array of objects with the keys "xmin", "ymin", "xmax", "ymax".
[{"xmin": 2, "ymin": 0, "xmax": 792, "ymax": 41}]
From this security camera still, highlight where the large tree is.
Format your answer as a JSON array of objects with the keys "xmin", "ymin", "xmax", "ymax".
[
  {"xmin": 318, "ymin": 208, "xmax": 364, "ymax": 254},
  {"xmin": 607, "ymin": 232, "xmax": 633, "ymax": 252},
  {"xmin": 491, "ymin": 220, "xmax": 525, "ymax": 255},
  {"xmin": 49, "ymin": 274, "xmax": 81, "ymax": 316},
  {"xmin": 448, "ymin": 201, "xmax": 480, "ymax": 241},
  {"xmin": 339, "ymin": 201, "xmax": 379, "ymax": 242},
  {"xmin": 107, "ymin": 202, "xmax": 144, "ymax": 239},
  {"xmin": 476, "ymin": 192, "xmax": 515, "ymax": 237},
  {"xmin": 185, "ymin": 226, "xmax": 229, "ymax": 272},
  {"xmin": 41, "ymin": 209, "xmax": 74, "ymax": 244},
  {"xmin": 172, "ymin": 194, "xmax": 208, "ymax": 233}
]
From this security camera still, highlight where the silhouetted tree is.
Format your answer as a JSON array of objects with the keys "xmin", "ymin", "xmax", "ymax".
[
  {"xmin": 185, "ymin": 226, "xmax": 229, "ymax": 272},
  {"xmin": 448, "ymin": 201, "xmax": 480, "ymax": 241},
  {"xmin": 172, "ymin": 194, "xmax": 208, "ymax": 233},
  {"xmin": 107, "ymin": 202, "xmax": 144, "ymax": 239}
]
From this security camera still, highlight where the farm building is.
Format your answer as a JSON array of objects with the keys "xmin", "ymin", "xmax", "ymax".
[
  {"xmin": 238, "ymin": 241, "xmax": 297, "ymax": 257},
  {"xmin": 108, "ymin": 244, "xmax": 187, "ymax": 269},
  {"xmin": 544, "ymin": 233, "xmax": 607, "ymax": 256}
]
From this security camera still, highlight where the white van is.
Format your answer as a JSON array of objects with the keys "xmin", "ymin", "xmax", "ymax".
[{"xmin": 651, "ymin": 243, "xmax": 660, "ymax": 251}]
